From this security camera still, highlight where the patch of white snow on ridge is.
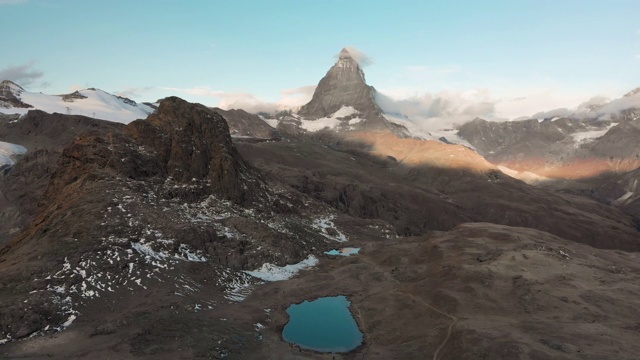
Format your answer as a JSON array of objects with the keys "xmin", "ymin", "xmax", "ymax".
[
  {"xmin": 244, "ymin": 255, "xmax": 319, "ymax": 282},
  {"xmin": 383, "ymin": 114, "xmax": 477, "ymax": 149},
  {"xmin": 312, "ymin": 216, "xmax": 348, "ymax": 242},
  {"xmin": 570, "ymin": 123, "xmax": 616, "ymax": 144},
  {"xmin": 0, "ymin": 87, "xmax": 153, "ymax": 123},
  {"xmin": 497, "ymin": 165, "xmax": 549, "ymax": 184},
  {"xmin": 332, "ymin": 106, "xmax": 357, "ymax": 118},
  {"xmin": 299, "ymin": 106, "xmax": 359, "ymax": 132},
  {"xmin": 263, "ymin": 118, "xmax": 279, "ymax": 128},
  {"xmin": 0, "ymin": 141, "xmax": 27, "ymax": 167},
  {"xmin": 299, "ymin": 116, "xmax": 342, "ymax": 132}
]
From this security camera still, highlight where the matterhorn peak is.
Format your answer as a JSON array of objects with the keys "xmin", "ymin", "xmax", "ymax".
[
  {"xmin": 339, "ymin": 47, "xmax": 353, "ymax": 60},
  {"xmin": 623, "ymin": 87, "xmax": 640, "ymax": 98},
  {"xmin": 294, "ymin": 48, "xmax": 408, "ymax": 136}
]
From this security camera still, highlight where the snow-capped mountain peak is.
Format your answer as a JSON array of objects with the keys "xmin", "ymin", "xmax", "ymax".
[
  {"xmin": 0, "ymin": 80, "xmax": 32, "ymax": 109},
  {"xmin": 0, "ymin": 81, "xmax": 153, "ymax": 124}
]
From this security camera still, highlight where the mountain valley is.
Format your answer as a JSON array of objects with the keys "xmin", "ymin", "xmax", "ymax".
[{"xmin": 1, "ymin": 48, "xmax": 640, "ymax": 359}]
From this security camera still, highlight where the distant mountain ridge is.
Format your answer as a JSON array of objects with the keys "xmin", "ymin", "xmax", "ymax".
[
  {"xmin": 0, "ymin": 80, "xmax": 153, "ymax": 123},
  {"xmin": 456, "ymin": 88, "xmax": 640, "ymax": 181}
]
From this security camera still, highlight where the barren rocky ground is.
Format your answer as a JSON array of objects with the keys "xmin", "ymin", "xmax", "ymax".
[{"xmin": 2, "ymin": 99, "xmax": 640, "ymax": 359}]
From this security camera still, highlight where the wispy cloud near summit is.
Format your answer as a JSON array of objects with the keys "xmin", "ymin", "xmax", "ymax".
[{"xmin": 337, "ymin": 46, "xmax": 373, "ymax": 67}]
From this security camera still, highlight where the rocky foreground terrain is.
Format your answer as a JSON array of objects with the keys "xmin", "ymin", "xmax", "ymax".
[{"xmin": 0, "ymin": 95, "xmax": 639, "ymax": 359}]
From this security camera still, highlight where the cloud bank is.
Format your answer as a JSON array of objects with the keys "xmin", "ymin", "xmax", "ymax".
[
  {"xmin": 0, "ymin": 62, "xmax": 43, "ymax": 87},
  {"xmin": 376, "ymin": 89, "xmax": 496, "ymax": 130},
  {"xmin": 163, "ymin": 85, "xmax": 315, "ymax": 113},
  {"xmin": 114, "ymin": 86, "xmax": 154, "ymax": 100}
]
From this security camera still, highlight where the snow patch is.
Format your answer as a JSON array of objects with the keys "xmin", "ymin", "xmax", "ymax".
[
  {"xmin": 299, "ymin": 106, "xmax": 361, "ymax": 132},
  {"xmin": 0, "ymin": 141, "xmax": 27, "ymax": 167},
  {"xmin": 245, "ymin": 255, "xmax": 319, "ymax": 281},
  {"xmin": 0, "ymin": 87, "xmax": 153, "ymax": 123},
  {"xmin": 312, "ymin": 216, "xmax": 348, "ymax": 242},
  {"xmin": 497, "ymin": 166, "xmax": 549, "ymax": 184},
  {"xmin": 332, "ymin": 106, "xmax": 357, "ymax": 118},
  {"xmin": 384, "ymin": 114, "xmax": 476, "ymax": 149},
  {"xmin": 570, "ymin": 123, "xmax": 616, "ymax": 144}
]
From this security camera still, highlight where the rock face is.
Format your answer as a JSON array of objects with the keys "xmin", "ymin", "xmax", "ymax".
[
  {"xmin": 458, "ymin": 117, "xmax": 640, "ymax": 180},
  {"xmin": 0, "ymin": 80, "xmax": 32, "ymax": 109},
  {"xmin": 458, "ymin": 118, "xmax": 568, "ymax": 156},
  {"xmin": 0, "ymin": 111, "xmax": 124, "ymax": 245},
  {"xmin": 212, "ymin": 107, "xmax": 281, "ymax": 139},
  {"xmin": 121, "ymin": 97, "xmax": 260, "ymax": 204},
  {"xmin": 297, "ymin": 48, "xmax": 407, "ymax": 135}
]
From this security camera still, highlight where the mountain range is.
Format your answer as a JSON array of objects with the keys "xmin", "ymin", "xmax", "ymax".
[{"xmin": 1, "ymin": 48, "xmax": 640, "ymax": 359}]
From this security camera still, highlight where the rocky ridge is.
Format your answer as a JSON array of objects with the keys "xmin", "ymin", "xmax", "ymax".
[{"xmin": 0, "ymin": 97, "xmax": 360, "ymax": 350}]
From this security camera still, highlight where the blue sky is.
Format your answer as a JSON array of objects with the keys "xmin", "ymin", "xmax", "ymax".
[{"xmin": 1, "ymin": 0, "xmax": 639, "ymax": 120}]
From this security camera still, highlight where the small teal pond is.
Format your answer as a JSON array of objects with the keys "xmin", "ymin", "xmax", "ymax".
[
  {"xmin": 324, "ymin": 247, "xmax": 360, "ymax": 256},
  {"xmin": 282, "ymin": 295, "xmax": 363, "ymax": 353}
]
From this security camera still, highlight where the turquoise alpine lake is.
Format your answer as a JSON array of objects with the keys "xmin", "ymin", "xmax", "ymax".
[
  {"xmin": 282, "ymin": 295, "xmax": 363, "ymax": 352},
  {"xmin": 324, "ymin": 247, "xmax": 360, "ymax": 256}
]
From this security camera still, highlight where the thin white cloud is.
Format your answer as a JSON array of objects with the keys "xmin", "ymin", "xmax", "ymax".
[
  {"xmin": 0, "ymin": 62, "xmax": 43, "ymax": 87},
  {"xmin": 163, "ymin": 86, "xmax": 278, "ymax": 112},
  {"xmin": 278, "ymin": 85, "xmax": 315, "ymax": 108},
  {"xmin": 163, "ymin": 85, "xmax": 315, "ymax": 112},
  {"xmin": 376, "ymin": 89, "xmax": 497, "ymax": 130},
  {"xmin": 375, "ymin": 85, "xmax": 629, "ymax": 131},
  {"xmin": 161, "ymin": 86, "xmax": 223, "ymax": 97},
  {"xmin": 114, "ymin": 86, "xmax": 154, "ymax": 99}
]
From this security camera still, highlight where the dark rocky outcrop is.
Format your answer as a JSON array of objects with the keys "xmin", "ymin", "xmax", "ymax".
[
  {"xmin": 60, "ymin": 91, "xmax": 88, "ymax": 102},
  {"xmin": 127, "ymin": 97, "xmax": 260, "ymax": 203}
]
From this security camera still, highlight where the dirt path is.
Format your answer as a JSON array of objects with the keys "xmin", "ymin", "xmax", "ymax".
[{"xmin": 358, "ymin": 255, "xmax": 459, "ymax": 360}]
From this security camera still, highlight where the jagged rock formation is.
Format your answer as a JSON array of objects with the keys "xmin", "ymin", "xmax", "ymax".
[
  {"xmin": 122, "ymin": 97, "xmax": 260, "ymax": 204},
  {"xmin": 296, "ymin": 48, "xmax": 408, "ymax": 135},
  {"xmin": 212, "ymin": 107, "xmax": 281, "ymax": 140}
]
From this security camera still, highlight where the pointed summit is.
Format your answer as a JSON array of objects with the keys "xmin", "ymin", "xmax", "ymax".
[
  {"xmin": 339, "ymin": 47, "xmax": 352, "ymax": 60},
  {"xmin": 297, "ymin": 48, "xmax": 407, "ymax": 136},
  {"xmin": 0, "ymin": 80, "xmax": 31, "ymax": 109},
  {"xmin": 623, "ymin": 87, "xmax": 640, "ymax": 97}
]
